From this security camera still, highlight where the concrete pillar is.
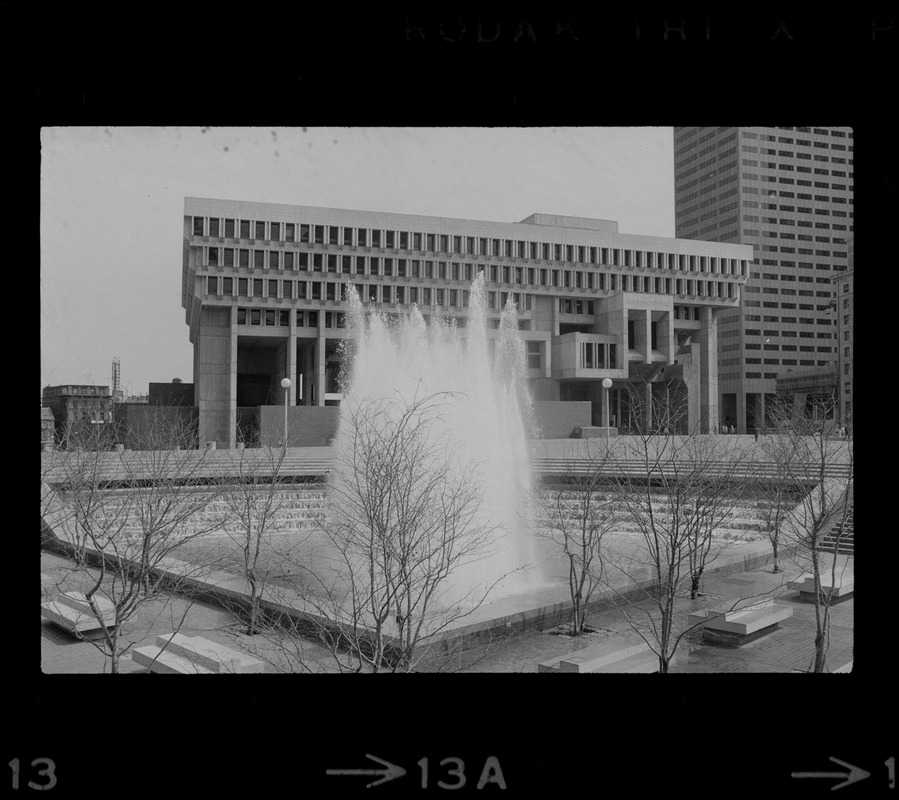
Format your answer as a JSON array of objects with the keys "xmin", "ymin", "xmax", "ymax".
[
  {"xmin": 316, "ymin": 334, "xmax": 326, "ymax": 406},
  {"xmin": 196, "ymin": 306, "xmax": 236, "ymax": 449},
  {"xmin": 643, "ymin": 310, "xmax": 653, "ymax": 364},
  {"xmin": 698, "ymin": 306, "xmax": 718, "ymax": 433},
  {"xmin": 287, "ymin": 329, "xmax": 297, "ymax": 406},
  {"xmin": 302, "ymin": 340, "xmax": 315, "ymax": 406},
  {"xmin": 736, "ymin": 391, "xmax": 746, "ymax": 434},
  {"xmin": 228, "ymin": 323, "xmax": 237, "ymax": 448}
]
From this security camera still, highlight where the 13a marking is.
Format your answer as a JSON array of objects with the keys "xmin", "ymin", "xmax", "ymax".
[
  {"xmin": 417, "ymin": 756, "xmax": 506, "ymax": 790},
  {"xmin": 9, "ymin": 759, "xmax": 57, "ymax": 791}
]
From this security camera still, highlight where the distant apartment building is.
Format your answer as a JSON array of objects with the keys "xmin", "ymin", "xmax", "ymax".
[
  {"xmin": 183, "ymin": 198, "xmax": 752, "ymax": 448},
  {"xmin": 41, "ymin": 384, "xmax": 114, "ymax": 444},
  {"xmin": 673, "ymin": 126, "xmax": 853, "ymax": 432},
  {"xmin": 40, "ymin": 407, "xmax": 55, "ymax": 450}
]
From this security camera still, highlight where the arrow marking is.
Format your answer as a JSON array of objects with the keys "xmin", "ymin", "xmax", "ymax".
[
  {"xmin": 326, "ymin": 754, "xmax": 406, "ymax": 788},
  {"xmin": 792, "ymin": 756, "xmax": 870, "ymax": 791}
]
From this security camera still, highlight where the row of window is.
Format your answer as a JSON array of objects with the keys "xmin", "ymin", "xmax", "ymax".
[
  {"xmin": 233, "ymin": 306, "xmax": 539, "ymax": 332},
  {"xmin": 754, "ymin": 245, "xmax": 849, "ymax": 259},
  {"xmin": 744, "ymin": 360, "xmax": 832, "ymax": 372},
  {"xmin": 579, "ymin": 342, "xmax": 619, "ymax": 370},
  {"xmin": 205, "ymin": 272, "xmax": 739, "ymax": 303},
  {"xmin": 742, "ymin": 128, "xmax": 852, "ymax": 144},
  {"xmin": 745, "ymin": 341, "xmax": 835, "ymax": 351},
  {"xmin": 236, "ymin": 308, "xmax": 340, "ymax": 329},
  {"xmin": 721, "ymin": 370, "xmax": 827, "ymax": 381},
  {"xmin": 740, "ymin": 174, "xmax": 853, "ymax": 193},
  {"xmin": 202, "ymin": 247, "xmax": 752, "ymax": 278},
  {"xmin": 213, "ymin": 277, "xmax": 536, "ymax": 312},
  {"xmin": 192, "ymin": 216, "xmax": 748, "ymax": 273},
  {"xmin": 202, "ymin": 249, "xmax": 749, "ymax": 284},
  {"xmin": 741, "ymin": 144, "xmax": 852, "ymax": 165}
]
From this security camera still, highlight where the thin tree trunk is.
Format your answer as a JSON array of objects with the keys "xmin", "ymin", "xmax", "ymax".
[
  {"xmin": 690, "ymin": 573, "xmax": 701, "ymax": 599},
  {"xmin": 813, "ymin": 603, "xmax": 830, "ymax": 672},
  {"xmin": 247, "ymin": 571, "xmax": 259, "ymax": 635}
]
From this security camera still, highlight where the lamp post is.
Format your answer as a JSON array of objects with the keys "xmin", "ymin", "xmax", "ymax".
[
  {"xmin": 280, "ymin": 378, "xmax": 291, "ymax": 449},
  {"xmin": 602, "ymin": 378, "xmax": 613, "ymax": 441}
]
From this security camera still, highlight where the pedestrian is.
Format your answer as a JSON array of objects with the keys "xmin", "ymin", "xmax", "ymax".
[
  {"xmin": 754, "ymin": 429, "xmax": 759, "ymax": 443},
  {"xmin": 729, "ymin": 424, "xmax": 735, "ymax": 435}
]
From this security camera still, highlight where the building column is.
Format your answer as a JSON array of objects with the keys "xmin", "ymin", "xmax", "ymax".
[
  {"xmin": 736, "ymin": 391, "xmax": 746, "ymax": 434},
  {"xmin": 228, "ymin": 321, "xmax": 238, "ymax": 448},
  {"xmin": 643, "ymin": 310, "xmax": 653, "ymax": 364},
  {"xmin": 287, "ymin": 328, "xmax": 297, "ymax": 406},
  {"xmin": 698, "ymin": 306, "xmax": 718, "ymax": 433},
  {"xmin": 316, "ymin": 334, "xmax": 326, "ymax": 406}
]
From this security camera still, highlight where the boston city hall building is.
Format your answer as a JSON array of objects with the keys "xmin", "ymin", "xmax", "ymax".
[{"xmin": 183, "ymin": 198, "xmax": 752, "ymax": 448}]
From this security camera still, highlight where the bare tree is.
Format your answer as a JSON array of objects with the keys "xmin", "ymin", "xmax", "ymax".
[
  {"xmin": 294, "ymin": 389, "xmax": 517, "ymax": 673},
  {"xmin": 758, "ymin": 394, "xmax": 853, "ymax": 672},
  {"xmin": 602, "ymin": 385, "xmax": 764, "ymax": 672},
  {"xmin": 215, "ymin": 444, "xmax": 312, "ymax": 636},
  {"xmin": 748, "ymin": 420, "xmax": 805, "ymax": 575},
  {"xmin": 44, "ymin": 413, "xmax": 227, "ymax": 673},
  {"xmin": 533, "ymin": 441, "xmax": 617, "ymax": 636}
]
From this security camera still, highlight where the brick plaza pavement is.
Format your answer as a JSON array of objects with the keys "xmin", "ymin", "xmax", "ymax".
[
  {"xmin": 40, "ymin": 551, "xmax": 337, "ymax": 674},
  {"xmin": 42, "ymin": 548, "xmax": 852, "ymax": 674},
  {"xmin": 457, "ymin": 564, "xmax": 853, "ymax": 673}
]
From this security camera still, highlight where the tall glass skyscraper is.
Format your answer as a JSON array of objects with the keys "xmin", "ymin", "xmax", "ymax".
[{"xmin": 673, "ymin": 127, "xmax": 853, "ymax": 432}]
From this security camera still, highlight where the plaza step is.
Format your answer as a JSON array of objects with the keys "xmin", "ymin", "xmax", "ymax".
[
  {"xmin": 132, "ymin": 632, "xmax": 265, "ymax": 674},
  {"xmin": 818, "ymin": 504, "xmax": 854, "ymax": 555},
  {"xmin": 41, "ymin": 591, "xmax": 116, "ymax": 635}
]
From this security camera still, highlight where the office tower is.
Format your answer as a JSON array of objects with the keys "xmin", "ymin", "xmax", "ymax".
[
  {"xmin": 673, "ymin": 127, "xmax": 853, "ymax": 432},
  {"xmin": 834, "ymin": 236, "xmax": 853, "ymax": 428}
]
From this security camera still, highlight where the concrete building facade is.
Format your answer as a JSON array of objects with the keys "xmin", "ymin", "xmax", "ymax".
[
  {"xmin": 673, "ymin": 127, "xmax": 853, "ymax": 432},
  {"xmin": 183, "ymin": 198, "xmax": 752, "ymax": 448},
  {"xmin": 834, "ymin": 235, "xmax": 853, "ymax": 428}
]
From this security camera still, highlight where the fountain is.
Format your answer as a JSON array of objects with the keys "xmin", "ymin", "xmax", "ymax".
[{"xmin": 331, "ymin": 273, "xmax": 538, "ymax": 610}]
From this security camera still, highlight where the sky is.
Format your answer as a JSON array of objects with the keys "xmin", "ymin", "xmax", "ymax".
[{"xmin": 40, "ymin": 126, "xmax": 675, "ymax": 397}]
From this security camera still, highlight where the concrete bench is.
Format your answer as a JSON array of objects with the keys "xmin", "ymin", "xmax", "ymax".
[
  {"xmin": 539, "ymin": 635, "xmax": 661, "ymax": 673},
  {"xmin": 132, "ymin": 633, "xmax": 266, "ymax": 674},
  {"xmin": 787, "ymin": 571, "xmax": 854, "ymax": 602},
  {"xmin": 41, "ymin": 591, "xmax": 116, "ymax": 638},
  {"xmin": 688, "ymin": 598, "xmax": 792, "ymax": 645}
]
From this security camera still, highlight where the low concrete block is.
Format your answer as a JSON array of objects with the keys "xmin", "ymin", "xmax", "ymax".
[
  {"xmin": 540, "ymin": 636, "xmax": 661, "ymax": 673},
  {"xmin": 138, "ymin": 632, "xmax": 266, "ymax": 674},
  {"xmin": 788, "ymin": 572, "xmax": 854, "ymax": 600},
  {"xmin": 132, "ymin": 645, "xmax": 216, "ymax": 674},
  {"xmin": 689, "ymin": 602, "xmax": 793, "ymax": 638},
  {"xmin": 41, "ymin": 592, "xmax": 116, "ymax": 634},
  {"xmin": 590, "ymin": 649, "xmax": 659, "ymax": 673},
  {"xmin": 558, "ymin": 636, "xmax": 649, "ymax": 673}
]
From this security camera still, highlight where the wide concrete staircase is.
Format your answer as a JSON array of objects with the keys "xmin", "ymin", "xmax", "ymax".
[{"xmin": 819, "ymin": 501, "xmax": 854, "ymax": 555}]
